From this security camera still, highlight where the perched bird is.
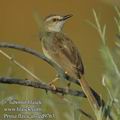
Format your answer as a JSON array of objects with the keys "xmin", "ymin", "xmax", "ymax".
[{"xmin": 40, "ymin": 14, "xmax": 105, "ymax": 112}]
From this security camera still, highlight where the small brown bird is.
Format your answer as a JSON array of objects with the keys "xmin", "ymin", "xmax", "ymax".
[{"xmin": 40, "ymin": 14, "xmax": 101, "ymax": 111}]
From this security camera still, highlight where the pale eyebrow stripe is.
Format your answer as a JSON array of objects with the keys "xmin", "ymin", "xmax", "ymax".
[{"xmin": 44, "ymin": 15, "xmax": 61, "ymax": 21}]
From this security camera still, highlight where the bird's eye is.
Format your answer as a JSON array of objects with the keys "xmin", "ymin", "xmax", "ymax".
[{"xmin": 53, "ymin": 18, "xmax": 57, "ymax": 22}]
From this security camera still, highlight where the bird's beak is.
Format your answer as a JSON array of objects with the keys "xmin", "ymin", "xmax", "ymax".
[{"xmin": 62, "ymin": 14, "xmax": 73, "ymax": 21}]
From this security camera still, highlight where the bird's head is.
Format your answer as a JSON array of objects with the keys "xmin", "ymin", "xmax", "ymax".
[{"xmin": 44, "ymin": 14, "xmax": 72, "ymax": 32}]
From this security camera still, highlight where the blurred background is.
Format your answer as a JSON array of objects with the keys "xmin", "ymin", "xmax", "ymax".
[{"xmin": 0, "ymin": 0, "xmax": 119, "ymax": 120}]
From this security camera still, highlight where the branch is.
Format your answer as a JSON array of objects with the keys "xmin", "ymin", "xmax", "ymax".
[
  {"xmin": 0, "ymin": 77, "xmax": 85, "ymax": 98},
  {"xmin": 0, "ymin": 50, "xmax": 41, "ymax": 82},
  {"xmin": 0, "ymin": 77, "xmax": 97, "ymax": 120}
]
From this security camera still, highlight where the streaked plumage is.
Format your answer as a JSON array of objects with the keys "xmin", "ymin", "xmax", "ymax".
[{"xmin": 41, "ymin": 32, "xmax": 84, "ymax": 80}]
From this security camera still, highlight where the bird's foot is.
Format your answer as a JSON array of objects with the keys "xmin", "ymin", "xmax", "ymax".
[
  {"xmin": 65, "ymin": 82, "xmax": 71, "ymax": 93},
  {"xmin": 48, "ymin": 77, "xmax": 59, "ymax": 91}
]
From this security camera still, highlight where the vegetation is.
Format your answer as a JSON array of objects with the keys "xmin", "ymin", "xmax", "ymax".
[{"xmin": 0, "ymin": 7, "xmax": 120, "ymax": 120}]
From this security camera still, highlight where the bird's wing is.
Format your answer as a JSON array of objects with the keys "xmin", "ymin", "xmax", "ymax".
[{"xmin": 49, "ymin": 32, "xmax": 84, "ymax": 78}]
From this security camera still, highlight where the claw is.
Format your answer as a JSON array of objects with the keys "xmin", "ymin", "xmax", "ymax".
[
  {"xmin": 48, "ymin": 77, "xmax": 59, "ymax": 93},
  {"xmin": 50, "ymin": 84, "xmax": 56, "ymax": 91}
]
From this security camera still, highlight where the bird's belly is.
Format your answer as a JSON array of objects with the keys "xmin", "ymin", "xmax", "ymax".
[
  {"xmin": 42, "ymin": 46, "xmax": 53, "ymax": 61},
  {"xmin": 42, "ymin": 40, "xmax": 57, "ymax": 64},
  {"xmin": 41, "ymin": 39, "xmax": 80, "ymax": 79},
  {"xmin": 43, "ymin": 49, "xmax": 79, "ymax": 79}
]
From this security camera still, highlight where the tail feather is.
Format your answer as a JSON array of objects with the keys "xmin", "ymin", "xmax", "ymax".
[
  {"xmin": 90, "ymin": 88, "xmax": 113, "ymax": 120},
  {"xmin": 79, "ymin": 78, "xmax": 113, "ymax": 120},
  {"xmin": 79, "ymin": 78, "xmax": 99, "ymax": 111}
]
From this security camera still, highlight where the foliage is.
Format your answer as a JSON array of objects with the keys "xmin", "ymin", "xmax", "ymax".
[{"xmin": 91, "ymin": 7, "xmax": 120, "ymax": 120}]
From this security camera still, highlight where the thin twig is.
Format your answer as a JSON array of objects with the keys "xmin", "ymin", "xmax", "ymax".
[
  {"xmin": 93, "ymin": 10, "xmax": 120, "ymax": 77},
  {"xmin": 0, "ymin": 50, "xmax": 42, "ymax": 82},
  {"xmin": 93, "ymin": 9, "xmax": 106, "ymax": 45}
]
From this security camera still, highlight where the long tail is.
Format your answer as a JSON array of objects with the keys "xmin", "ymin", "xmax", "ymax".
[
  {"xmin": 90, "ymin": 86, "xmax": 113, "ymax": 120},
  {"xmin": 79, "ymin": 78, "xmax": 113, "ymax": 120},
  {"xmin": 79, "ymin": 78, "xmax": 99, "ymax": 111}
]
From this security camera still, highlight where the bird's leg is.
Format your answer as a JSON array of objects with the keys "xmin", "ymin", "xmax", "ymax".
[
  {"xmin": 64, "ymin": 82, "xmax": 71, "ymax": 93},
  {"xmin": 48, "ymin": 75, "xmax": 59, "ymax": 90},
  {"xmin": 48, "ymin": 74, "xmax": 59, "ymax": 86},
  {"xmin": 65, "ymin": 71, "xmax": 71, "ymax": 92}
]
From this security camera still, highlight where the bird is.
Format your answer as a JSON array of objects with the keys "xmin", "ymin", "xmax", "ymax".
[{"xmin": 39, "ymin": 14, "xmax": 106, "ymax": 113}]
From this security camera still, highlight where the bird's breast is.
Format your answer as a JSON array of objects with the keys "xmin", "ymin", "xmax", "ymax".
[{"xmin": 41, "ymin": 40, "xmax": 53, "ymax": 60}]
